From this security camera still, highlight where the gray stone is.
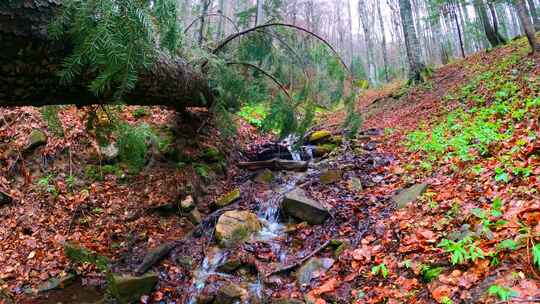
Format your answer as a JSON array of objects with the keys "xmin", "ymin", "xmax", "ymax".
[
  {"xmin": 281, "ymin": 188, "xmax": 330, "ymax": 225},
  {"xmin": 109, "ymin": 272, "xmax": 158, "ymax": 304},
  {"xmin": 215, "ymin": 211, "xmax": 262, "ymax": 248},
  {"xmin": 295, "ymin": 257, "xmax": 334, "ymax": 286},
  {"xmin": 215, "ymin": 283, "xmax": 248, "ymax": 304},
  {"xmin": 393, "ymin": 183, "xmax": 428, "ymax": 209}
]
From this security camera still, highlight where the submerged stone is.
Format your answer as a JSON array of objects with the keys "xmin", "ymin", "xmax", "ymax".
[
  {"xmin": 282, "ymin": 188, "xmax": 330, "ymax": 225},
  {"xmin": 109, "ymin": 272, "xmax": 158, "ymax": 304},
  {"xmin": 393, "ymin": 183, "xmax": 428, "ymax": 209},
  {"xmin": 215, "ymin": 211, "xmax": 262, "ymax": 247}
]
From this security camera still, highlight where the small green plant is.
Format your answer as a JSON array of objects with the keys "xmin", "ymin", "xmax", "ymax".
[
  {"xmin": 41, "ymin": 105, "xmax": 64, "ymax": 137},
  {"xmin": 371, "ymin": 263, "xmax": 389, "ymax": 278},
  {"xmin": 193, "ymin": 163, "xmax": 210, "ymax": 179},
  {"xmin": 440, "ymin": 296, "xmax": 453, "ymax": 304},
  {"xmin": 132, "ymin": 107, "xmax": 149, "ymax": 118},
  {"xmin": 532, "ymin": 243, "xmax": 540, "ymax": 271},
  {"xmin": 64, "ymin": 243, "xmax": 110, "ymax": 272},
  {"xmin": 36, "ymin": 174, "xmax": 59, "ymax": 197},
  {"xmin": 494, "ymin": 167, "xmax": 510, "ymax": 183},
  {"xmin": 117, "ymin": 123, "xmax": 158, "ymax": 172},
  {"xmin": 438, "ymin": 237, "xmax": 484, "ymax": 265},
  {"xmin": 66, "ymin": 174, "xmax": 76, "ymax": 190},
  {"xmin": 420, "ymin": 265, "xmax": 444, "ymax": 282},
  {"xmin": 487, "ymin": 284, "xmax": 518, "ymax": 301}
]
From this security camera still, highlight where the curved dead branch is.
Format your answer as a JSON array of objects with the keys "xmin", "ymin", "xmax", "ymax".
[
  {"xmin": 184, "ymin": 12, "xmax": 239, "ymax": 34},
  {"xmin": 213, "ymin": 23, "xmax": 350, "ymax": 74},
  {"xmin": 226, "ymin": 62, "xmax": 292, "ymax": 100}
]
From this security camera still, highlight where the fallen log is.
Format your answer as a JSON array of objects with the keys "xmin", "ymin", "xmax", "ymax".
[
  {"xmin": 0, "ymin": 1, "xmax": 212, "ymax": 109},
  {"xmin": 135, "ymin": 242, "xmax": 176, "ymax": 275},
  {"xmin": 238, "ymin": 158, "xmax": 308, "ymax": 171}
]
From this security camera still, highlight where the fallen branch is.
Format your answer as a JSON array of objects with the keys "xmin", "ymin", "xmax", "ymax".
[
  {"xmin": 267, "ymin": 240, "xmax": 332, "ymax": 276},
  {"xmin": 238, "ymin": 158, "xmax": 308, "ymax": 171}
]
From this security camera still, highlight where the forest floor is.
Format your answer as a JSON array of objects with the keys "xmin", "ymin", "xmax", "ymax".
[{"xmin": 0, "ymin": 35, "xmax": 539, "ymax": 304}]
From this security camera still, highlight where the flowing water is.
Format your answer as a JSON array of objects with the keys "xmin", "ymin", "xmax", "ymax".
[{"xmin": 188, "ymin": 173, "xmax": 304, "ymax": 303}]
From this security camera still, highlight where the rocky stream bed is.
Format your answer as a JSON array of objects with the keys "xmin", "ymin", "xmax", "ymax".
[{"xmin": 29, "ymin": 128, "xmax": 420, "ymax": 304}]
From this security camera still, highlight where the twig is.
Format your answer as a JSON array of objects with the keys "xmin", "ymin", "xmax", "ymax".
[{"xmin": 267, "ymin": 239, "xmax": 332, "ymax": 277}]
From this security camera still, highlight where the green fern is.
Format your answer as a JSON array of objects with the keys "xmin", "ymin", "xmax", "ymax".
[{"xmin": 116, "ymin": 123, "xmax": 158, "ymax": 172}]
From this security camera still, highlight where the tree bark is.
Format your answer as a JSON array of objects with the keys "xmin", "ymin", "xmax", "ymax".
[
  {"xmin": 515, "ymin": 0, "xmax": 540, "ymax": 53},
  {"xmin": 526, "ymin": 0, "xmax": 540, "ymax": 31},
  {"xmin": 473, "ymin": 0, "xmax": 505, "ymax": 47},
  {"xmin": 0, "ymin": 0, "xmax": 213, "ymax": 109},
  {"xmin": 398, "ymin": 0, "xmax": 426, "ymax": 82}
]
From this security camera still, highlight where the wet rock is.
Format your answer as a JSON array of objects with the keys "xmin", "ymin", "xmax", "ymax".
[
  {"xmin": 216, "ymin": 259, "xmax": 242, "ymax": 273},
  {"xmin": 186, "ymin": 208, "xmax": 202, "ymax": 225},
  {"xmin": 282, "ymin": 188, "xmax": 330, "ymax": 225},
  {"xmin": 135, "ymin": 243, "xmax": 174, "ymax": 274},
  {"xmin": 213, "ymin": 188, "xmax": 241, "ymax": 209},
  {"xmin": 319, "ymin": 169, "xmax": 342, "ymax": 184},
  {"xmin": 295, "ymin": 257, "xmax": 334, "ymax": 285},
  {"xmin": 100, "ymin": 143, "xmax": 118, "ymax": 162},
  {"xmin": 109, "ymin": 272, "xmax": 158, "ymax": 304},
  {"xmin": 26, "ymin": 129, "xmax": 47, "ymax": 151},
  {"xmin": 393, "ymin": 183, "xmax": 428, "ymax": 209},
  {"xmin": 215, "ymin": 283, "xmax": 248, "ymax": 304},
  {"xmin": 307, "ymin": 130, "xmax": 332, "ymax": 144},
  {"xmin": 215, "ymin": 211, "xmax": 261, "ymax": 247},
  {"xmin": 24, "ymin": 273, "xmax": 76, "ymax": 294},
  {"xmin": 180, "ymin": 195, "xmax": 195, "ymax": 212},
  {"xmin": 0, "ymin": 191, "xmax": 12, "ymax": 206},
  {"xmin": 254, "ymin": 169, "xmax": 273, "ymax": 184},
  {"xmin": 312, "ymin": 144, "xmax": 336, "ymax": 157}
]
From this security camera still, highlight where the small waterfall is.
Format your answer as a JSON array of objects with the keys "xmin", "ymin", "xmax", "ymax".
[
  {"xmin": 283, "ymin": 135, "xmax": 302, "ymax": 161},
  {"xmin": 188, "ymin": 247, "xmax": 229, "ymax": 304}
]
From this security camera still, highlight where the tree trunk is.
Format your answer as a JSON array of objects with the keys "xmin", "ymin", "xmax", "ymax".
[
  {"xmin": 474, "ymin": 0, "xmax": 505, "ymax": 47},
  {"xmin": 527, "ymin": 0, "xmax": 540, "ymax": 31},
  {"xmin": 377, "ymin": 0, "xmax": 390, "ymax": 82},
  {"xmin": 0, "ymin": 0, "xmax": 213, "ymax": 109},
  {"xmin": 515, "ymin": 0, "xmax": 540, "ymax": 52},
  {"xmin": 398, "ymin": 0, "xmax": 426, "ymax": 82}
]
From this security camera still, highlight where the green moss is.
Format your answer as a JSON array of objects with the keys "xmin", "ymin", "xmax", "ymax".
[
  {"xmin": 200, "ymin": 147, "xmax": 223, "ymax": 162},
  {"xmin": 132, "ymin": 107, "xmax": 149, "ymax": 118},
  {"xmin": 308, "ymin": 130, "xmax": 332, "ymax": 143},
  {"xmin": 214, "ymin": 188, "xmax": 241, "ymax": 208}
]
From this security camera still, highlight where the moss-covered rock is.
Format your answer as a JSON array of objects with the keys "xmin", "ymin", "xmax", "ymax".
[
  {"xmin": 215, "ymin": 211, "xmax": 261, "ymax": 248},
  {"xmin": 186, "ymin": 208, "xmax": 202, "ymax": 225},
  {"xmin": 26, "ymin": 129, "xmax": 47, "ymax": 150},
  {"xmin": 109, "ymin": 272, "xmax": 158, "ymax": 304},
  {"xmin": 307, "ymin": 130, "xmax": 332, "ymax": 144},
  {"xmin": 312, "ymin": 144, "xmax": 336, "ymax": 157},
  {"xmin": 319, "ymin": 169, "xmax": 342, "ymax": 184},
  {"xmin": 254, "ymin": 169, "xmax": 273, "ymax": 184},
  {"xmin": 213, "ymin": 188, "xmax": 241, "ymax": 209}
]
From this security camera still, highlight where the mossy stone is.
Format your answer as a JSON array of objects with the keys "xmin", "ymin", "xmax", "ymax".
[
  {"xmin": 26, "ymin": 129, "xmax": 47, "ymax": 150},
  {"xmin": 254, "ymin": 169, "xmax": 273, "ymax": 184},
  {"xmin": 109, "ymin": 272, "xmax": 158, "ymax": 304},
  {"xmin": 214, "ymin": 188, "xmax": 241, "ymax": 209},
  {"xmin": 308, "ymin": 130, "xmax": 332, "ymax": 144},
  {"xmin": 319, "ymin": 169, "xmax": 342, "ymax": 184},
  {"xmin": 215, "ymin": 211, "xmax": 261, "ymax": 248}
]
